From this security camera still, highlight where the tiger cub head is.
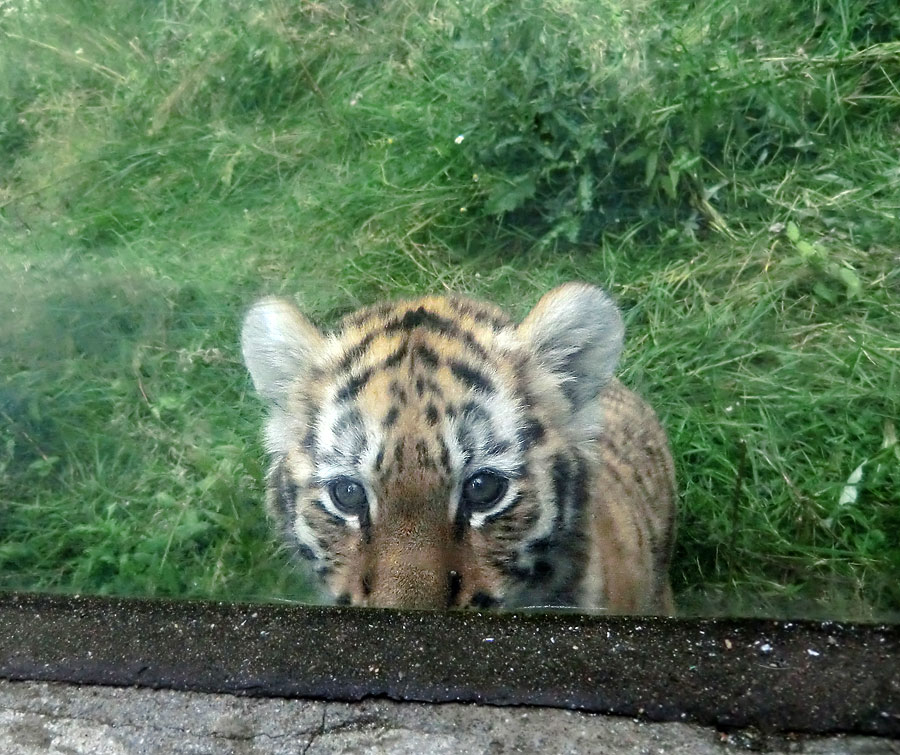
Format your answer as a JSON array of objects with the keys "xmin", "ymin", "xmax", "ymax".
[{"xmin": 241, "ymin": 283, "xmax": 623, "ymax": 609}]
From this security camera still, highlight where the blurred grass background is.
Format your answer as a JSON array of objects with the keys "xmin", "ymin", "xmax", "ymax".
[{"xmin": 1, "ymin": 0, "xmax": 898, "ymax": 618}]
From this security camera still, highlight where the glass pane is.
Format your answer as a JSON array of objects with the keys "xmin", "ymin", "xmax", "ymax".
[{"xmin": 2, "ymin": 0, "xmax": 898, "ymax": 620}]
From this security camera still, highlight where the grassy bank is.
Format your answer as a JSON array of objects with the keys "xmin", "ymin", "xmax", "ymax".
[{"xmin": 1, "ymin": 0, "xmax": 898, "ymax": 618}]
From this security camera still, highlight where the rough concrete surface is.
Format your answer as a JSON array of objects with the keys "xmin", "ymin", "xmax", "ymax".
[{"xmin": 1, "ymin": 680, "xmax": 897, "ymax": 755}]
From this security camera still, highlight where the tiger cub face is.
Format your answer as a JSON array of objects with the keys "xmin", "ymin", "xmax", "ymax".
[{"xmin": 241, "ymin": 283, "xmax": 675, "ymax": 612}]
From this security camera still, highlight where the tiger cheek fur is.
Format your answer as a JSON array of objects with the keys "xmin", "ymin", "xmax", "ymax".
[{"xmin": 242, "ymin": 283, "xmax": 676, "ymax": 614}]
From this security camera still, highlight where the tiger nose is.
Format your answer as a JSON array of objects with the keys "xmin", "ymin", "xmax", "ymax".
[{"xmin": 366, "ymin": 555, "xmax": 461, "ymax": 609}]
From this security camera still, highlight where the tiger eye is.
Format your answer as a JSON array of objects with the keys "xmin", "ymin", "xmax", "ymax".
[
  {"xmin": 462, "ymin": 471, "xmax": 508, "ymax": 511},
  {"xmin": 329, "ymin": 478, "xmax": 367, "ymax": 515}
]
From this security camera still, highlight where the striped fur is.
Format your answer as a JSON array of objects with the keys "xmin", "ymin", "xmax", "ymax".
[{"xmin": 241, "ymin": 283, "xmax": 676, "ymax": 613}]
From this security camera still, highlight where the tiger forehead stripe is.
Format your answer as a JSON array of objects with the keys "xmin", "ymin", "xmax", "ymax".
[
  {"xmin": 412, "ymin": 343, "xmax": 440, "ymax": 367},
  {"xmin": 444, "ymin": 296, "xmax": 510, "ymax": 330},
  {"xmin": 344, "ymin": 295, "xmax": 510, "ymax": 332},
  {"xmin": 449, "ymin": 360, "xmax": 495, "ymax": 394},
  {"xmin": 335, "ymin": 331, "xmax": 376, "ymax": 372},
  {"xmin": 334, "ymin": 301, "xmax": 503, "ymax": 374},
  {"xmin": 335, "ymin": 366, "xmax": 373, "ymax": 402}
]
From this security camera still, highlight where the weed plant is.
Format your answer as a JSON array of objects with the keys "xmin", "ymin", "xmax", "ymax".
[{"xmin": 1, "ymin": 0, "xmax": 898, "ymax": 618}]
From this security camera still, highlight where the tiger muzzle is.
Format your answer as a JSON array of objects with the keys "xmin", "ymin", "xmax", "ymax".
[{"xmin": 365, "ymin": 539, "xmax": 457, "ymax": 609}]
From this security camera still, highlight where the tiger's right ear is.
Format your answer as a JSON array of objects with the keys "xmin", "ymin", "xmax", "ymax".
[{"xmin": 240, "ymin": 297, "xmax": 326, "ymax": 406}]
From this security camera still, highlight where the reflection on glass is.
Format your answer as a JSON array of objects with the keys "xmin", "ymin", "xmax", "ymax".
[{"xmin": 1, "ymin": 1, "xmax": 897, "ymax": 621}]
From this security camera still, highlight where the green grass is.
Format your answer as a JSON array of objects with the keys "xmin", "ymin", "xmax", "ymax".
[{"xmin": 1, "ymin": 0, "xmax": 898, "ymax": 619}]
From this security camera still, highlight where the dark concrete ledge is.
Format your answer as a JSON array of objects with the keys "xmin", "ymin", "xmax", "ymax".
[{"xmin": 1, "ymin": 593, "xmax": 897, "ymax": 737}]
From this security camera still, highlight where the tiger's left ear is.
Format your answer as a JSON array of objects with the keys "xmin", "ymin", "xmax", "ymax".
[{"xmin": 517, "ymin": 282, "xmax": 624, "ymax": 420}]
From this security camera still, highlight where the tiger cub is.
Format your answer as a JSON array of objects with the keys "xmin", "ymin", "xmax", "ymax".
[{"xmin": 241, "ymin": 283, "xmax": 676, "ymax": 613}]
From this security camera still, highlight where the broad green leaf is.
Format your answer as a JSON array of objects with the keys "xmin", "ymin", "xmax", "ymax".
[
  {"xmin": 485, "ymin": 176, "xmax": 537, "ymax": 214},
  {"xmin": 796, "ymin": 239, "xmax": 818, "ymax": 259},
  {"xmin": 837, "ymin": 265, "xmax": 862, "ymax": 299}
]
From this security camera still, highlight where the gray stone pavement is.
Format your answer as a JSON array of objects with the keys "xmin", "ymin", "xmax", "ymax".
[{"xmin": 1, "ymin": 680, "xmax": 897, "ymax": 755}]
